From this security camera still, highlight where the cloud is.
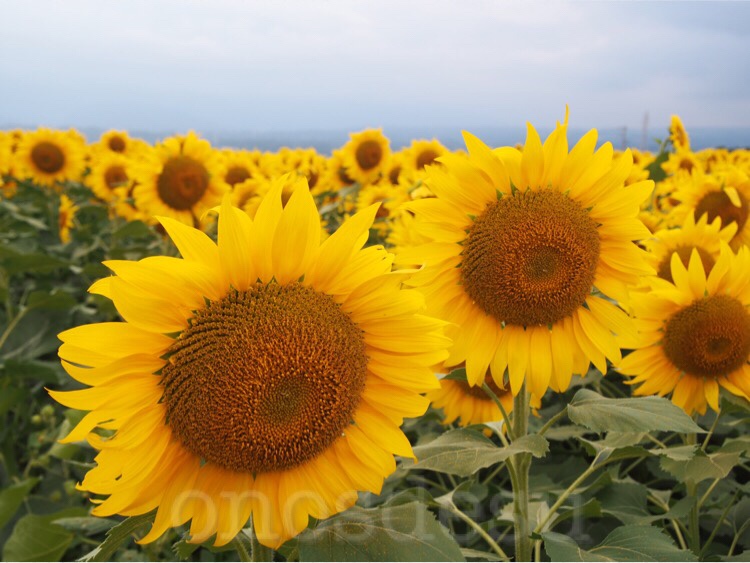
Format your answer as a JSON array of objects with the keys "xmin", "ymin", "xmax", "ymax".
[{"xmin": 1, "ymin": 0, "xmax": 749, "ymax": 131}]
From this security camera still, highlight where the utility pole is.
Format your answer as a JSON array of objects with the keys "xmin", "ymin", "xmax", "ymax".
[{"xmin": 641, "ymin": 112, "xmax": 649, "ymax": 151}]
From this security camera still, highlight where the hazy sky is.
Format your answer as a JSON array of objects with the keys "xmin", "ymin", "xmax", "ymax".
[{"xmin": 2, "ymin": 0, "xmax": 749, "ymax": 134}]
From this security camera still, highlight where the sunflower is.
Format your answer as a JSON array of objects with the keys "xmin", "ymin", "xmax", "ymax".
[
  {"xmin": 50, "ymin": 176, "xmax": 448, "ymax": 549},
  {"xmin": 93, "ymin": 130, "xmax": 147, "ymax": 158},
  {"xmin": 131, "ymin": 132, "xmax": 226, "ymax": 226},
  {"xmin": 397, "ymin": 114, "xmax": 654, "ymax": 398},
  {"xmin": 14, "ymin": 128, "xmax": 87, "ymax": 188},
  {"xmin": 402, "ymin": 139, "xmax": 448, "ymax": 181},
  {"xmin": 645, "ymin": 213, "xmax": 736, "ymax": 283},
  {"xmin": 669, "ymin": 166, "xmax": 750, "ymax": 250},
  {"xmin": 669, "ymin": 115, "xmax": 690, "ymax": 151},
  {"xmin": 341, "ymin": 129, "xmax": 390, "ymax": 186},
  {"xmin": 86, "ymin": 152, "xmax": 133, "ymax": 203},
  {"xmin": 58, "ymin": 194, "xmax": 78, "ymax": 244},
  {"xmin": 216, "ymin": 149, "xmax": 259, "ymax": 192},
  {"xmin": 617, "ymin": 245, "xmax": 750, "ymax": 415},
  {"xmin": 428, "ymin": 371, "xmax": 542, "ymax": 427}
]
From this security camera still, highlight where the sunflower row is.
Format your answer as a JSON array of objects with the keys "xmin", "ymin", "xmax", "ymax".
[
  {"xmin": 0, "ymin": 127, "xmax": 449, "ymax": 237},
  {"xmin": 4, "ymin": 113, "xmax": 750, "ymax": 550}
]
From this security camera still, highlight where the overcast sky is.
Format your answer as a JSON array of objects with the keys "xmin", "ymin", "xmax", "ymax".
[{"xmin": 2, "ymin": 0, "xmax": 749, "ymax": 137}]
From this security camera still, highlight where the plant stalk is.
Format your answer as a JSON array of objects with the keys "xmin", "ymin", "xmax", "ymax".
[{"xmin": 510, "ymin": 383, "xmax": 532, "ymax": 562}]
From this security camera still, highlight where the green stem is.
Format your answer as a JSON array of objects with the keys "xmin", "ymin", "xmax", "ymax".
[
  {"xmin": 537, "ymin": 408, "xmax": 567, "ymax": 437},
  {"xmin": 686, "ymin": 433, "xmax": 701, "ymax": 556},
  {"xmin": 648, "ymin": 493, "xmax": 688, "ymax": 550},
  {"xmin": 232, "ymin": 534, "xmax": 252, "ymax": 562},
  {"xmin": 483, "ymin": 382, "xmax": 516, "ymax": 441},
  {"xmin": 0, "ymin": 306, "xmax": 28, "ymax": 352},
  {"xmin": 698, "ymin": 478, "xmax": 720, "ymax": 509},
  {"xmin": 701, "ymin": 490, "xmax": 738, "ymax": 557},
  {"xmin": 244, "ymin": 518, "xmax": 274, "ymax": 562},
  {"xmin": 533, "ymin": 451, "xmax": 604, "ymax": 535},
  {"xmin": 701, "ymin": 409, "xmax": 722, "ymax": 451},
  {"xmin": 510, "ymin": 384, "xmax": 532, "ymax": 562},
  {"xmin": 446, "ymin": 502, "xmax": 510, "ymax": 561}
]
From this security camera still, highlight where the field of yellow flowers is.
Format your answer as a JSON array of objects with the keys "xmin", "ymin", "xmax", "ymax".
[{"xmin": 1, "ymin": 114, "xmax": 749, "ymax": 562}]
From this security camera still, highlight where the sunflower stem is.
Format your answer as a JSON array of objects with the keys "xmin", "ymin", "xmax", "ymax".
[
  {"xmin": 445, "ymin": 501, "xmax": 510, "ymax": 561},
  {"xmin": 701, "ymin": 408, "xmax": 722, "ymax": 451},
  {"xmin": 686, "ymin": 433, "xmax": 701, "ymax": 556},
  {"xmin": 510, "ymin": 383, "xmax": 532, "ymax": 562},
  {"xmin": 243, "ymin": 518, "xmax": 274, "ymax": 562},
  {"xmin": 537, "ymin": 407, "xmax": 567, "ymax": 437},
  {"xmin": 232, "ymin": 533, "xmax": 253, "ymax": 562},
  {"xmin": 482, "ymin": 382, "xmax": 516, "ymax": 441}
]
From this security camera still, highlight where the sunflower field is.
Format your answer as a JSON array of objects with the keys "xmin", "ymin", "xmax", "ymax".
[{"xmin": 1, "ymin": 114, "xmax": 750, "ymax": 562}]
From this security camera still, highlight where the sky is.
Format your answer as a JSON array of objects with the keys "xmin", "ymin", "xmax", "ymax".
[{"xmin": 2, "ymin": 0, "xmax": 749, "ymax": 140}]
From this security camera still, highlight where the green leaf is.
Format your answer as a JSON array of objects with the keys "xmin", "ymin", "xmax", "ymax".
[
  {"xmin": 543, "ymin": 525, "xmax": 697, "ymax": 561},
  {"xmin": 597, "ymin": 482, "xmax": 650, "ymax": 524},
  {"xmin": 3, "ymin": 507, "xmax": 86, "ymax": 562},
  {"xmin": 298, "ymin": 502, "xmax": 465, "ymax": 561},
  {"xmin": 0, "ymin": 249, "xmax": 68, "ymax": 275},
  {"xmin": 78, "ymin": 512, "xmax": 154, "ymax": 562},
  {"xmin": 567, "ymin": 389, "xmax": 703, "ymax": 433},
  {"xmin": 2, "ymin": 359, "xmax": 62, "ymax": 385},
  {"xmin": 661, "ymin": 450, "xmax": 741, "ymax": 484},
  {"xmin": 0, "ymin": 478, "xmax": 39, "ymax": 529},
  {"xmin": 410, "ymin": 429, "xmax": 548, "ymax": 476},
  {"xmin": 53, "ymin": 516, "xmax": 117, "ymax": 536},
  {"xmin": 27, "ymin": 289, "xmax": 77, "ymax": 311}
]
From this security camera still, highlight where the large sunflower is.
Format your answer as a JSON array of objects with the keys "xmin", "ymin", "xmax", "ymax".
[
  {"xmin": 131, "ymin": 132, "xmax": 226, "ymax": 226},
  {"xmin": 15, "ymin": 128, "xmax": 87, "ymax": 188},
  {"xmin": 398, "ymin": 115, "xmax": 654, "ymax": 398},
  {"xmin": 617, "ymin": 245, "xmax": 750, "ymax": 415},
  {"xmin": 50, "ymin": 177, "xmax": 448, "ymax": 548}
]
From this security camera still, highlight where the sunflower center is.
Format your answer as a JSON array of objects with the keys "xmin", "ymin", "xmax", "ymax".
[
  {"xmin": 157, "ymin": 156, "xmax": 209, "ymax": 210},
  {"xmin": 461, "ymin": 189, "xmax": 600, "ymax": 327},
  {"xmin": 225, "ymin": 166, "xmax": 251, "ymax": 186},
  {"xmin": 663, "ymin": 295, "xmax": 750, "ymax": 378},
  {"xmin": 416, "ymin": 150, "xmax": 439, "ymax": 169},
  {"xmin": 389, "ymin": 165, "xmax": 402, "ymax": 185},
  {"xmin": 161, "ymin": 282, "xmax": 368, "ymax": 474},
  {"xmin": 694, "ymin": 190, "xmax": 748, "ymax": 234},
  {"xmin": 338, "ymin": 167, "xmax": 355, "ymax": 185},
  {"xmin": 31, "ymin": 142, "xmax": 65, "ymax": 174},
  {"xmin": 356, "ymin": 140, "xmax": 383, "ymax": 171},
  {"xmin": 657, "ymin": 245, "xmax": 715, "ymax": 283},
  {"xmin": 679, "ymin": 158, "xmax": 694, "ymax": 172},
  {"xmin": 108, "ymin": 136, "xmax": 126, "ymax": 152},
  {"xmin": 104, "ymin": 166, "xmax": 128, "ymax": 191}
]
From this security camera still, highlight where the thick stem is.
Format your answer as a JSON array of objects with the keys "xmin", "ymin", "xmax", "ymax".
[
  {"xmin": 686, "ymin": 433, "xmax": 701, "ymax": 556},
  {"xmin": 246, "ymin": 517, "xmax": 274, "ymax": 562},
  {"xmin": 511, "ymin": 384, "xmax": 532, "ymax": 562}
]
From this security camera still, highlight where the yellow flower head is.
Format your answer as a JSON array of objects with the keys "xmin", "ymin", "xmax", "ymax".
[
  {"xmin": 86, "ymin": 152, "xmax": 133, "ymax": 203},
  {"xmin": 131, "ymin": 132, "xmax": 227, "ymax": 226},
  {"xmin": 669, "ymin": 115, "xmax": 691, "ymax": 151},
  {"xmin": 58, "ymin": 194, "xmax": 78, "ymax": 244},
  {"xmin": 428, "ymin": 371, "xmax": 542, "ymax": 428},
  {"xmin": 341, "ymin": 129, "xmax": 391, "ymax": 186},
  {"xmin": 645, "ymin": 212, "xmax": 737, "ymax": 284},
  {"xmin": 669, "ymin": 166, "xmax": 750, "ymax": 250},
  {"xmin": 398, "ymin": 112, "xmax": 654, "ymax": 398},
  {"xmin": 15, "ymin": 128, "xmax": 87, "ymax": 188},
  {"xmin": 50, "ymin": 176, "xmax": 449, "ymax": 549},
  {"xmin": 618, "ymin": 244, "xmax": 750, "ymax": 415}
]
